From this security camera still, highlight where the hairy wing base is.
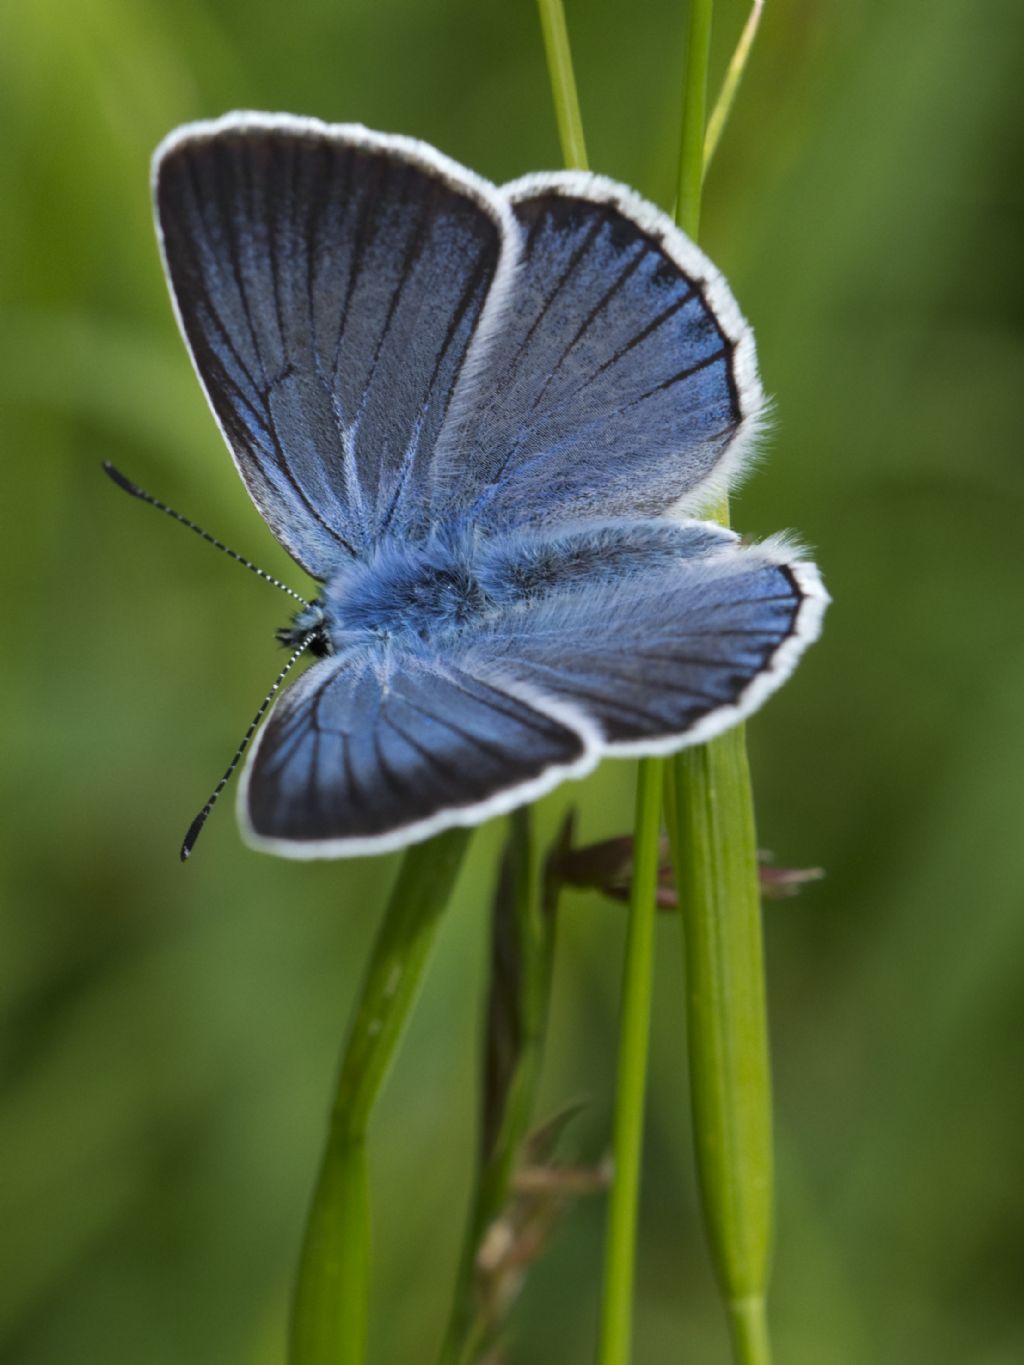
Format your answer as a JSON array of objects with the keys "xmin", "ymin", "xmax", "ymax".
[{"xmin": 240, "ymin": 534, "xmax": 828, "ymax": 858}]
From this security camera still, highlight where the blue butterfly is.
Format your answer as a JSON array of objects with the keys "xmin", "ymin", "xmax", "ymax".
[{"xmin": 151, "ymin": 111, "xmax": 828, "ymax": 859}]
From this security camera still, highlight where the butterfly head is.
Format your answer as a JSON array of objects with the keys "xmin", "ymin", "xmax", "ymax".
[{"xmin": 276, "ymin": 601, "xmax": 332, "ymax": 658}]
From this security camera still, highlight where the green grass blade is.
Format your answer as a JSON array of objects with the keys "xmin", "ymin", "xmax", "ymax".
[
  {"xmin": 535, "ymin": 0, "xmax": 589, "ymax": 169},
  {"xmin": 534, "ymin": 6, "xmax": 667, "ymax": 1358},
  {"xmin": 668, "ymin": 2, "xmax": 774, "ymax": 1361},
  {"xmin": 676, "ymin": 0, "xmax": 714, "ymax": 239},
  {"xmin": 668, "ymin": 740, "xmax": 773, "ymax": 1365},
  {"xmin": 596, "ymin": 758, "xmax": 663, "ymax": 1365},
  {"xmin": 438, "ymin": 808, "xmax": 555, "ymax": 1364},
  {"xmin": 704, "ymin": 0, "xmax": 765, "ymax": 170},
  {"xmin": 289, "ymin": 828, "xmax": 472, "ymax": 1365}
]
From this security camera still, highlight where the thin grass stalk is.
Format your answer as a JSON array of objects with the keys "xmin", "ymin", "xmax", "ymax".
[
  {"xmin": 289, "ymin": 828, "xmax": 472, "ymax": 1365},
  {"xmin": 676, "ymin": 0, "xmax": 714, "ymax": 240},
  {"xmin": 596, "ymin": 758, "xmax": 663, "ymax": 1365},
  {"xmin": 667, "ymin": 742, "xmax": 773, "ymax": 1365},
  {"xmin": 703, "ymin": 0, "xmax": 765, "ymax": 170},
  {"xmin": 535, "ymin": 0, "xmax": 589, "ymax": 170},
  {"xmin": 668, "ymin": 2, "xmax": 774, "ymax": 1362},
  {"xmin": 536, "ymin": 5, "xmax": 666, "ymax": 1358},
  {"xmin": 438, "ymin": 808, "xmax": 554, "ymax": 1365}
]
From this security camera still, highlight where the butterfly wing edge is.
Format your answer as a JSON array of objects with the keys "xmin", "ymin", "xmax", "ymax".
[
  {"xmin": 599, "ymin": 534, "xmax": 829, "ymax": 757},
  {"xmin": 235, "ymin": 663, "xmax": 603, "ymax": 860},
  {"xmin": 501, "ymin": 169, "xmax": 769, "ymax": 518}
]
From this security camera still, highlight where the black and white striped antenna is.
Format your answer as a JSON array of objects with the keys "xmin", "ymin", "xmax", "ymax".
[
  {"xmin": 180, "ymin": 634, "xmax": 315, "ymax": 860},
  {"xmin": 102, "ymin": 461, "xmax": 309, "ymax": 607},
  {"xmin": 104, "ymin": 461, "xmax": 316, "ymax": 859}
]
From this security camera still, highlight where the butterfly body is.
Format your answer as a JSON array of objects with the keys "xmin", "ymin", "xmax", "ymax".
[
  {"xmin": 279, "ymin": 515, "xmax": 734, "ymax": 653},
  {"xmin": 314, "ymin": 527, "xmax": 490, "ymax": 647},
  {"xmin": 151, "ymin": 112, "xmax": 828, "ymax": 858}
]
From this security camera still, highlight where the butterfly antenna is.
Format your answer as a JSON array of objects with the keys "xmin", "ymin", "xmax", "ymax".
[
  {"xmin": 103, "ymin": 461, "xmax": 309, "ymax": 608},
  {"xmin": 181, "ymin": 633, "xmax": 316, "ymax": 861}
]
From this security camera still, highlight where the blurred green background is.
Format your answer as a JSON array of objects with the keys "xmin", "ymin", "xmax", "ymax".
[{"xmin": 3, "ymin": 0, "xmax": 1022, "ymax": 1361}]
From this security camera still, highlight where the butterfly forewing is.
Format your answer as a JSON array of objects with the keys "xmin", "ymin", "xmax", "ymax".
[
  {"xmin": 154, "ymin": 115, "xmax": 515, "ymax": 575},
  {"xmin": 428, "ymin": 175, "xmax": 765, "ymax": 529}
]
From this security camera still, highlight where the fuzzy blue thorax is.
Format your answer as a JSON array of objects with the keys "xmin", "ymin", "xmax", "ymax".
[
  {"xmin": 279, "ymin": 530, "xmax": 493, "ymax": 657},
  {"xmin": 320, "ymin": 532, "xmax": 490, "ymax": 648},
  {"xmin": 278, "ymin": 519, "xmax": 739, "ymax": 657}
]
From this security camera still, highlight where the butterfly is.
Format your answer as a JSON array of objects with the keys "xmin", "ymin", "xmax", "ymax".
[{"xmin": 151, "ymin": 111, "xmax": 828, "ymax": 859}]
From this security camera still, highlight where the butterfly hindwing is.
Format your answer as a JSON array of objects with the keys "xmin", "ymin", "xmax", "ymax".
[
  {"xmin": 465, "ymin": 528, "xmax": 826, "ymax": 752},
  {"xmin": 240, "ymin": 647, "xmax": 596, "ymax": 856},
  {"xmin": 240, "ymin": 522, "xmax": 826, "ymax": 855},
  {"xmin": 429, "ymin": 174, "xmax": 765, "ymax": 528}
]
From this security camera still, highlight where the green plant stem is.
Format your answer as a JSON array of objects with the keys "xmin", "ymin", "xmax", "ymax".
[
  {"xmin": 438, "ymin": 808, "xmax": 553, "ymax": 1365},
  {"xmin": 596, "ymin": 758, "xmax": 662, "ymax": 1365},
  {"xmin": 703, "ymin": 0, "xmax": 765, "ymax": 170},
  {"xmin": 669, "ymin": 4, "xmax": 774, "ymax": 1362},
  {"xmin": 536, "ymin": 0, "xmax": 589, "ymax": 169},
  {"xmin": 289, "ymin": 828, "xmax": 472, "ymax": 1365},
  {"xmin": 676, "ymin": 0, "xmax": 714, "ymax": 239},
  {"xmin": 538, "ymin": 5, "xmax": 666, "ymax": 1358},
  {"xmin": 473, "ymin": 810, "xmax": 550, "ymax": 1269},
  {"xmin": 668, "ymin": 742, "xmax": 773, "ymax": 1365}
]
